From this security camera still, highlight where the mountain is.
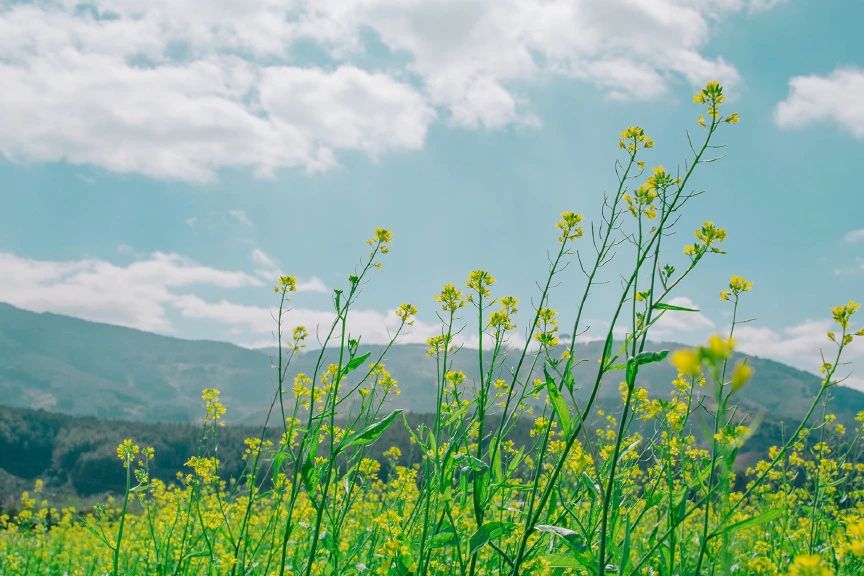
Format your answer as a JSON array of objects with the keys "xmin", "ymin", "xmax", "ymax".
[
  {"xmin": 0, "ymin": 302, "xmax": 278, "ymax": 421},
  {"xmin": 1, "ymin": 302, "xmax": 862, "ymax": 428}
]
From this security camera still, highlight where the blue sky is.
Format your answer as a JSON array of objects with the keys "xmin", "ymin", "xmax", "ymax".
[{"xmin": 1, "ymin": 0, "xmax": 862, "ymax": 387}]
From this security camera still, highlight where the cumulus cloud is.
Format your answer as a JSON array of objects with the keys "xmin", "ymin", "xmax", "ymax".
[
  {"xmin": 649, "ymin": 296, "xmax": 715, "ymax": 337},
  {"xmin": 248, "ymin": 249, "xmax": 328, "ymax": 293},
  {"xmin": 775, "ymin": 68, "xmax": 864, "ymax": 138},
  {"xmin": 0, "ymin": 250, "xmax": 261, "ymax": 332},
  {"xmin": 0, "ymin": 248, "xmax": 432, "ymax": 346},
  {"xmin": 0, "ymin": 0, "xmax": 776, "ymax": 181},
  {"xmin": 735, "ymin": 319, "xmax": 864, "ymax": 390},
  {"xmin": 845, "ymin": 229, "xmax": 864, "ymax": 244}
]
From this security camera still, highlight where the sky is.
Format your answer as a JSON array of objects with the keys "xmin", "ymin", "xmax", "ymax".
[{"xmin": 1, "ymin": 0, "xmax": 863, "ymax": 388}]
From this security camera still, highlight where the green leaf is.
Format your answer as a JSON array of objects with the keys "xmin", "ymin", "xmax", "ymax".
[
  {"xmin": 542, "ymin": 553, "xmax": 594, "ymax": 571},
  {"xmin": 603, "ymin": 333, "xmax": 614, "ymax": 360},
  {"xmin": 619, "ymin": 518, "xmax": 633, "ymax": 574},
  {"xmin": 581, "ymin": 472, "xmax": 601, "ymax": 499},
  {"xmin": 300, "ymin": 458, "xmax": 315, "ymax": 493},
  {"xmin": 654, "ymin": 302, "xmax": 699, "ymax": 312},
  {"xmin": 714, "ymin": 508, "xmax": 782, "ymax": 538},
  {"xmin": 506, "ymin": 446, "xmax": 525, "ymax": 477},
  {"xmin": 544, "ymin": 366, "xmax": 572, "ymax": 435},
  {"xmin": 338, "ymin": 409, "xmax": 402, "ymax": 453},
  {"xmin": 455, "ymin": 453, "xmax": 488, "ymax": 472},
  {"xmin": 427, "ymin": 530, "xmax": 457, "ymax": 549},
  {"xmin": 469, "ymin": 521, "xmax": 516, "ymax": 555},
  {"xmin": 491, "ymin": 444, "xmax": 503, "ymax": 485},
  {"xmin": 344, "ymin": 352, "xmax": 371, "ymax": 375},
  {"xmin": 632, "ymin": 349, "xmax": 669, "ymax": 367},
  {"xmin": 541, "ymin": 554, "xmax": 582, "ymax": 568},
  {"xmin": 562, "ymin": 356, "xmax": 575, "ymax": 394},
  {"xmin": 272, "ymin": 450, "xmax": 289, "ymax": 486}
]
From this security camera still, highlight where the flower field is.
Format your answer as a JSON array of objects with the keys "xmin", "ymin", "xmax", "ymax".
[{"xmin": 2, "ymin": 82, "xmax": 863, "ymax": 576}]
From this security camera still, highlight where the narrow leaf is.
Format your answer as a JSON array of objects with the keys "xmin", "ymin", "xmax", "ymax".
[
  {"xmin": 469, "ymin": 522, "xmax": 515, "ymax": 555},
  {"xmin": 338, "ymin": 409, "xmax": 402, "ymax": 453},
  {"xmin": 632, "ymin": 349, "xmax": 669, "ymax": 367},
  {"xmin": 344, "ymin": 352, "xmax": 371, "ymax": 375},
  {"xmin": 544, "ymin": 366, "xmax": 572, "ymax": 435},
  {"xmin": 654, "ymin": 302, "xmax": 699, "ymax": 312},
  {"xmin": 714, "ymin": 509, "xmax": 782, "ymax": 538}
]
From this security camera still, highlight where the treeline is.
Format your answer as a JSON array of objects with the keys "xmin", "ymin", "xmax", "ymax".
[
  {"xmin": 0, "ymin": 406, "xmax": 515, "ymax": 504},
  {"xmin": 0, "ymin": 401, "xmax": 849, "ymax": 508}
]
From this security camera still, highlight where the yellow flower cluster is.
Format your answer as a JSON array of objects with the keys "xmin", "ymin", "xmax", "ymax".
[
  {"xmin": 201, "ymin": 387, "xmax": 227, "ymax": 424},
  {"xmin": 466, "ymin": 269, "xmax": 495, "ymax": 298},
  {"xmin": 116, "ymin": 439, "xmax": 140, "ymax": 466},
  {"xmin": 555, "ymin": 211, "xmax": 584, "ymax": 242},
  {"xmin": 533, "ymin": 307, "xmax": 559, "ymax": 348},
  {"xmin": 488, "ymin": 295, "xmax": 518, "ymax": 332},
  {"xmin": 368, "ymin": 227, "xmax": 393, "ymax": 253},
  {"xmin": 618, "ymin": 125, "xmax": 654, "ymax": 154},
  {"xmin": 720, "ymin": 274, "xmax": 753, "ymax": 301},
  {"xmin": 395, "ymin": 302, "xmax": 417, "ymax": 324},
  {"xmin": 683, "ymin": 221, "xmax": 728, "ymax": 258},
  {"xmin": 435, "ymin": 282, "xmax": 465, "ymax": 313}
]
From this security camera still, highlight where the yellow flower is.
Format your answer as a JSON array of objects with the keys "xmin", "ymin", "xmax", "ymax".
[
  {"xmin": 201, "ymin": 388, "xmax": 227, "ymax": 424},
  {"xmin": 618, "ymin": 125, "xmax": 654, "ymax": 153},
  {"xmin": 466, "ymin": 269, "xmax": 496, "ymax": 298},
  {"xmin": 731, "ymin": 361, "xmax": 754, "ymax": 392},
  {"xmin": 276, "ymin": 275, "xmax": 298, "ymax": 293},
  {"xmin": 292, "ymin": 325, "xmax": 308, "ymax": 350},
  {"xmin": 358, "ymin": 458, "xmax": 381, "ymax": 477},
  {"xmin": 785, "ymin": 554, "xmax": 832, "ymax": 576},
  {"xmin": 293, "ymin": 373, "xmax": 312, "ymax": 398},
  {"xmin": 116, "ymin": 439, "xmax": 140, "ymax": 466},
  {"xmin": 395, "ymin": 303, "xmax": 417, "ymax": 324},
  {"xmin": 831, "ymin": 299, "xmax": 860, "ymax": 329},
  {"xmin": 670, "ymin": 349, "xmax": 701, "ymax": 376},
  {"xmin": 534, "ymin": 307, "xmax": 559, "ymax": 347},
  {"xmin": 383, "ymin": 446, "xmax": 402, "ymax": 460},
  {"xmin": 368, "ymin": 227, "xmax": 393, "ymax": 253},
  {"xmin": 705, "ymin": 334, "xmax": 735, "ymax": 361},
  {"xmin": 185, "ymin": 456, "xmax": 219, "ymax": 484},
  {"xmin": 435, "ymin": 283, "xmax": 465, "ymax": 313},
  {"xmin": 695, "ymin": 221, "xmax": 728, "ymax": 246},
  {"xmin": 728, "ymin": 275, "xmax": 753, "ymax": 295},
  {"xmin": 488, "ymin": 296, "xmax": 518, "ymax": 331},
  {"xmin": 556, "ymin": 211, "xmax": 584, "ymax": 242}
]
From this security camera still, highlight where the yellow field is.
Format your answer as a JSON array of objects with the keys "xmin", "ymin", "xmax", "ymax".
[{"xmin": 2, "ymin": 82, "xmax": 863, "ymax": 576}]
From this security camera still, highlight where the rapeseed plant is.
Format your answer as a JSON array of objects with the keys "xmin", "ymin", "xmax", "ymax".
[{"xmin": 2, "ymin": 81, "xmax": 863, "ymax": 576}]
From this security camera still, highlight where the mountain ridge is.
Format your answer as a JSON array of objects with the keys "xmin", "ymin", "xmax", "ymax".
[{"xmin": 1, "ymin": 301, "xmax": 861, "ymax": 427}]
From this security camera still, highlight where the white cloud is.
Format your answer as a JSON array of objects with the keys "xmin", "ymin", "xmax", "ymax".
[
  {"xmin": 0, "ymin": 250, "xmax": 261, "ymax": 332},
  {"xmin": 0, "ymin": 0, "xmax": 776, "ymax": 181},
  {"xmin": 650, "ymin": 296, "xmax": 715, "ymax": 337},
  {"xmin": 249, "ymin": 249, "xmax": 328, "ymax": 293},
  {"xmin": 250, "ymin": 248, "xmax": 279, "ymax": 279},
  {"xmin": 775, "ymin": 68, "xmax": 864, "ymax": 138},
  {"xmin": 735, "ymin": 319, "xmax": 864, "ymax": 391},
  {"xmin": 250, "ymin": 249, "xmax": 276, "ymax": 270},
  {"xmin": 296, "ymin": 277, "xmax": 329, "ymax": 294},
  {"xmin": 227, "ymin": 210, "xmax": 253, "ymax": 227},
  {"xmin": 845, "ymin": 229, "xmax": 864, "ymax": 244},
  {"xmin": 0, "ymin": 248, "xmax": 426, "ymax": 346}
]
